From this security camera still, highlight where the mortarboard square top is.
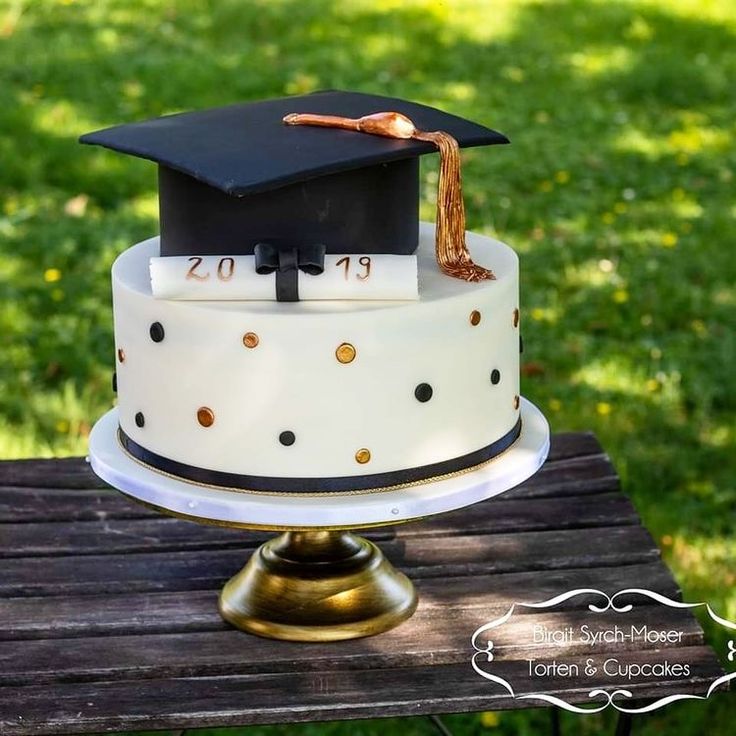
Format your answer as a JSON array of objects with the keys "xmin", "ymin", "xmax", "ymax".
[{"xmin": 80, "ymin": 90, "xmax": 508, "ymax": 257}]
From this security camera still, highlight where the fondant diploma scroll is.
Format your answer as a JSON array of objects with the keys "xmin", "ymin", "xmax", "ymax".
[{"xmin": 150, "ymin": 255, "xmax": 419, "ymax": 301}]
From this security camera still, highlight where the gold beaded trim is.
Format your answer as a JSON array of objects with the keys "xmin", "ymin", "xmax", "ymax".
[{"xmin": 117, "ymin": 424, "xmax": 522, "ymax": 498}]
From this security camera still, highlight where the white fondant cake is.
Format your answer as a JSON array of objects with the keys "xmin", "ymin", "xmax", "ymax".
[{"xmin": 112, "ymin": 222, "xmax": 521, "ymax": 493}]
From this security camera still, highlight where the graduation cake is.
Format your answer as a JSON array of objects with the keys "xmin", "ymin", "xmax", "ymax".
[{"xmin": 81, "ymin": 91, "xmax": 521, "ymax": 494}]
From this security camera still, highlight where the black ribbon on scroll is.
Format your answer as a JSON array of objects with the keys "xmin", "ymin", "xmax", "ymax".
[{"xmin": 254, "ymin": 242, "xmax": 326, "ymax": 302}]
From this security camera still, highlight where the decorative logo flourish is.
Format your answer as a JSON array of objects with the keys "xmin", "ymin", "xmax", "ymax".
[{"xmin": 471, "ymin": 589, "xmax": 736, "ymax": 714}]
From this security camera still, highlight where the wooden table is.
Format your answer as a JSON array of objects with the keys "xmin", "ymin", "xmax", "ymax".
[{"xmin": 0, "ymin": 432, "xmax": 726, "ymax": 735}]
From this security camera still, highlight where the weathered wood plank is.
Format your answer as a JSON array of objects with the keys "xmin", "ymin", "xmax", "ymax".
[
  {"xmin": 0, "ymin": 605, "xmax": 703, "ymax": 686},
  {"xmin": 0, "ymin": 452, "xmax": 617, "ymax": 524},
  {"xmin": 0, "ymin": 489, "xmax": 637, "ymax": 559},
  {"xmin": 0, "ymin": 486, "xmax": 154, "ymax": 523},
  {"xmin": 0, "ymin": 456, "xmax": 98, "ymax": 490},
  {"xmin": 540, "ymin": 431, "xmax": 603, "ymax": 460},
  {"xmin": 508, "ymin": 453, "xmax": 618, "ymax": 498},
  {"xmin": 0, "ymin": 647, "xmax": 724, "ymax": 735},
  {"xmin": 0, "ymin": 499, "xmax": 644, "ymax": 559},
  {"xmin": 0, "ymin": 504, "xmax": 644, "ymax": 598},
  {"xmin": 420, "ymin": 491, "xmax": 639, "ymax": 537},
  {"xmin": 0, "ymin": 562, "xmax": 679, "ymax": 640}
]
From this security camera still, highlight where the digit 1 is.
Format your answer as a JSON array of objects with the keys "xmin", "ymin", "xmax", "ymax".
[{"xmin": 336, "ymin": 256, "xmax": 350, "ymax": 280}]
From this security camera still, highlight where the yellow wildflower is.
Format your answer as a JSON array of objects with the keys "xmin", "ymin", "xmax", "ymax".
[
  {"xmin": 502, "ymin": 66, "xmax": 525, "ymax": 82},
  {"xmin": 285, "ymin": 73, "xmax": 319, "ymax": 96},
  {"xmin": 531, "ymin": 307, "xmax": 545, "ymax": 321},
  {"xmin": 480, "ymin": 711, "xmax": 501, "ymax": 727},
  {"xmin": 596, "ymin": 402, "xmax": 612, "ymax": 416},
  {"xmin": 44, "ymin": 268, "xmax": 62, "ymax": 283},
  {"xmin": 691, "ymin": 319, "xmax": 707, "ymax": 337},
  {"xmin": 661, "ymin": 232, "xmax": 678, "ymax": 248}
]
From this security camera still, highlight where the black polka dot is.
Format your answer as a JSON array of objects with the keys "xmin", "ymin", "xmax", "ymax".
[
  {"xmin": 112, "ymin": 372, "xmax": 117, "ymax": 393},
  {"xmin": 279, "ymin": 431, "xmax": 296, "ymax": 446},
  {"xmin": 490, "ymin": 369, "xmax": 501, "ymax": 385},
  {"xmin": 414, "ymin": 383, "xmax": 433, "ymax": 402},
  {"xmin": 135, "ymin": 412, "xmax": 145, "ymax": 428},
  {"xmin": 149, "ymin": 322, "xmax": 165, "ymax": 342}
]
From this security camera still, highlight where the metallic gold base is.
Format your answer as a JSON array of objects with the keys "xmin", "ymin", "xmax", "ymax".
[{"xmin": 218, "ymin": 530, "xmax": 418, "ymax": 641}]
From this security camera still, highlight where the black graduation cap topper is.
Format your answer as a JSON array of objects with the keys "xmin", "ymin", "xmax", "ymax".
[{"xmin": 80, "ymin": 90, "xmax": 508, "ymax": 278}]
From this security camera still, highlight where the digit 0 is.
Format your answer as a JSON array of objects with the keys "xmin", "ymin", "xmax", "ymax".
[{"xmin": 217, "ymin": 257, "xmax": 235, "ymax": 281}]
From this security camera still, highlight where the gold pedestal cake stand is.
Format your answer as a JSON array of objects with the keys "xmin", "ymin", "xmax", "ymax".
[
  {"xmin": 88, "ymin": 398, "xmax": 549, "ymax": 641},
  {"xmin": 219, "ymin": 529, "xmax": 416, "ymax": 641}
]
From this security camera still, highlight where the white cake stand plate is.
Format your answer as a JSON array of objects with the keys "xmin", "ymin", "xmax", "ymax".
[
  {"xmin": 89, "ymin": 397, "xmax": 549, "ymax": 529},
  {"xmin": 88, "ymin": 397, "xmax": 549, "ymax": 641}
]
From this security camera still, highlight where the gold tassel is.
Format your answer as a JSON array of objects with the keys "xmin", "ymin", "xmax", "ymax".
[{"xmin": 284, "ymin": 111, "xmax": 495, "ymax": 282}]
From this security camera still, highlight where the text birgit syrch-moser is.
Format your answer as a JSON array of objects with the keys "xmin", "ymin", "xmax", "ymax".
[{"xmin": 532, "ymin": 623, "xmax": 685, "ymax": 646}]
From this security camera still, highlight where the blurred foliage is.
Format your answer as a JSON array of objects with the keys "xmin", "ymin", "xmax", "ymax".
[{"xmin": 0, "ymin": 0, "xmax": 734, "ymax": 732}]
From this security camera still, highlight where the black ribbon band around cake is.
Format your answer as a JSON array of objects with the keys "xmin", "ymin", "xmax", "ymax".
[
  {"xmin": 254, "ymin": 242, "xmax": 326, "ymax": 302},
  {"xmin": 118, "ymin": 418, "xmax": 522, "ymax": 494}
]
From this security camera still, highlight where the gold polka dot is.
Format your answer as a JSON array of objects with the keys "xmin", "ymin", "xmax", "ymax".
[
  {"xmin": 470, "ymin": 310, "xmax": 482, "ymax": 326},
  {"xmin": 242, "ymin": 332, "xmax": 259, "ymax": 349},
  {"xmin": 336, "ymin": 342, "xmax": 356, "ymax": 364},
  {"xmin": 513, "ymin": 308, "xmax": 520, "ymax": 328},
  {"xmin": 197, "ymin": 407, "xmax": 215, "ymax": 427},
  {"xmin": 117, "ymin": 348, "xmax": 125, "ymax": 363},
  {"xmin": 355, "ymin": 448, "xmax": 371, "ymax": 464},
  {"xmin": 513, "ymin": 395, "xmax": 520, "ymax": 410}
]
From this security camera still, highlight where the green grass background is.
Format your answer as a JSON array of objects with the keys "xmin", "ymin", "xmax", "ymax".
[{"xmin": 0, "ymin": 0, "xmax": 734, "ymax": 733}]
